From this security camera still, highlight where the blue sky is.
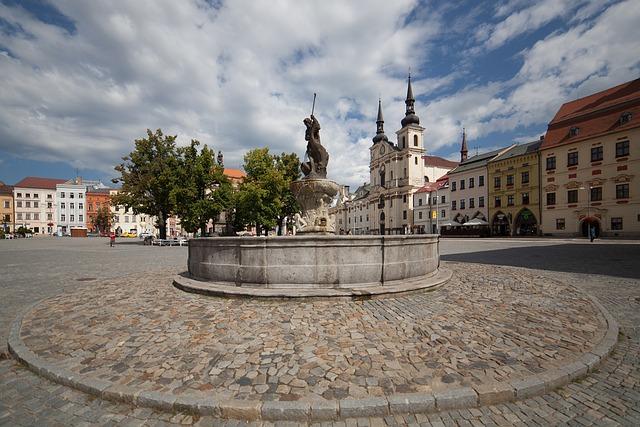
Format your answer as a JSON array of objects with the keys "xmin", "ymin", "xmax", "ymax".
[{"xmin": 0, "ymin": 0, "xmax": 638, "ymax": 188}]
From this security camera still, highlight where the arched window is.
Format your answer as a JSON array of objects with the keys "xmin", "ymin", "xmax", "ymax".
[
  {"xmin": 413, "ymin": 135, "xmax": 418, "ymax": 147},
  {"xmin": 414, "ymin": 157, "xmax": 418, "ymax": 165},
  {"xmin": 401, "ymin": 136, "xmax": 405, "ymax": 148}
]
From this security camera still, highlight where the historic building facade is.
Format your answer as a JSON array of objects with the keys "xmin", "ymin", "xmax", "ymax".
[
  {"xmin": 86, "ymin": 187, "xmax": 112, "ymax": 233},
  {"xmin": 540, "ymin": 79, "xmax": 639, "ymax": 237},
  {"xmin": 13, "ymin": 177, "xmax": 65, "ymax": 235},
  {"xmin": 487, "ymin": 139, "xmax": 542, "ymax": 236},
  {"xmin": 0, "ymin": 182, "xmax": 14, "ymax": 233},
  {"xmin": 56, "ymin": 178, "xmax": 88, "ymax": 235},
  {"xmin": 332, "ymin": 77, "xmax": 456, "ymax": 235}
]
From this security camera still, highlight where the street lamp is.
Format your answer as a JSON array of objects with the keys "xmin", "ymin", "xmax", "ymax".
[{"xmin": 579, "ymin": 185, "xmax": 592, "ymax": 237}]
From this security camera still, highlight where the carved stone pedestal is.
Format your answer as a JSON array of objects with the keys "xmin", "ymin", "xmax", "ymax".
[{"xmin": 290, "ymin": 178, "xmax": 340, "ymax": 234}]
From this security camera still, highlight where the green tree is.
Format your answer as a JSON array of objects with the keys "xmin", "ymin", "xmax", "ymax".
[
  {"xmin": 233, "ymin": 148, "xmax": 300, "ymax": 235},
  {"xmin": 175, "ymin": 140, "xmax": 233, "ymax": 236},
  {"xmin": 112, "ymin": 129, "xmax": 179, "ymax": 239},
  {"xmin": 92, "ymin": 206, "xmax": 113, "ymax": 234}
]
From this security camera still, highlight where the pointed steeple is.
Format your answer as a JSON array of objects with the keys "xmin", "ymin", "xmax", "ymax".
[
  {"xmin": 460, "ymin": 128, "xmax": 468, "ymax": 162},
  {"xmin": 372, "ymin": 98, "xmax": 389, "ymax": 144},
  {"xmin": 401, "ymin": 72, "xmax": 420, "ymax": 128}
]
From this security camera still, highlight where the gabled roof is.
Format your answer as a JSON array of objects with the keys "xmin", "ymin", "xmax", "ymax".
[
  {"xmin": 448, "ymin": 146, "xmax": 512, "ymax": 175},
  {"xmin": 13, "ymin": 176, "xmax": 67, "ymax": 190},
  {"xmin": 422, "ymin": 155, "xmax": 459, "ymax": 169},
  {"xmin": 491, "ymin": 140, "xmax": 541, "ymax": 162},
  {"xmin": 0, "ymin": 183, "xmax": 13, "ymax": 195},
  {"xmin": 415, "ymin": 183, "xmax": 439, "ymax": 193},
  {"xmin": 542, "ymin": 78, "xmax": 640, "ymax": 150},
  {"xmin": 224, "ymin": 168, "xmax": 246, "ymax": 179}
]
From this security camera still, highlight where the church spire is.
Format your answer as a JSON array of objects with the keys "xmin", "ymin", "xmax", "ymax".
[
  {"xmin": 401, "ymin": 72, "xmax": 420, "ymax": 128},
  {"xmin": 372, "ymin": 98, "xmax": 389, "ymax": 144},
  {"xmin": 460, "ymin": 128, "xmax": 468, "ymax": 162}
]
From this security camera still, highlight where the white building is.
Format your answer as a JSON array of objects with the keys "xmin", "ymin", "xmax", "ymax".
[
  {"xmin": 413, "ymin": 177, "xmax": 450, "ymax": 234},
  {"xmin": 331, "ymin": 77, "xmax": 457, "ymax": 234},
  {"xmin": 13, "ymin": 177, "xmax": 66, "ymax": 235},
  {"xmin": 56, "ymin": 178, "xmax": 87, "ymax": 235},
  {"xmin": 109, "ymin": 189, "xmax": 158, "ymax": 236}
]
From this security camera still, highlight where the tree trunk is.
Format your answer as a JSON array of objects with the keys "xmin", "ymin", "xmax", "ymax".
[
  {"xmin": 158, "ymin": 212, "xmax": 167, "ymax": 239},
  {"xmin": 200, "ymin": 223, "xmax": 207, "ymax": 237}
]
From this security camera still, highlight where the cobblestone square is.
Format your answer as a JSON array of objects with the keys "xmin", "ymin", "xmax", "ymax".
[{"xmin": 1, "ymin": 237, "xmax": 639, "ymax": 425}]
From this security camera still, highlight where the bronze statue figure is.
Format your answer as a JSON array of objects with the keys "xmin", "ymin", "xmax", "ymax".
[{"xmin": 301, "ymin": 114, "xmax": 329, "ymax": 179}]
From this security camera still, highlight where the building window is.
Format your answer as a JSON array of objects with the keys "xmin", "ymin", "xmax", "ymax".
[
  {"xmin": 441, "ymin": 195, "xmax": 445, "ymax": 203},
  {"xmin": 33, "ymin": 201, "xmax": 38, "ymax": 208},
  {"xmin": 47, "ymin": 194, "xmax": 52, "ymax": 199},
  {"xmin": 60, "ymin": 192, "xmax": 65, "ymax": 198},
  {"xmin": 611, "ymin": 217, "xmax": 623, "ymax": 230},
  {"xmin": 478, "ymin": 196, "xmax": 485, "ymax": 208},
  {"xmin": 25, "ymin": 193, "xmax": 30, "ymax": 198},
  {"xmin": 69, "ymin": 193, "xmax": 75, "ymax": 199},
  {"xmin": 546, "ymin": 192, "xmax": 556, "ymax": 205},
  {"xmin": 17, "ymin": 201, "xmax": 22, "ymax": 208},
  {"xmin": 567, "ymin": 190, "xmax": 578, "ymax": 203},
  {"xmin": 418, "ymin": 211, "xmax": 423, "ymax": 220},
  {"xmin": 17, "ymin": 213, "xmax": 22, "ymax": 220},
  {"xmin": 567, "ymin": 152, "xmax": 578, "ymax": 166},
  {"xmin": 507, "ymin": 195, "xmax": 514, "ymax": 206},
  {"xmin": 17, "ymin": 192, "xmax": 22, "ymax": 198},
  {"xmin": 47, "ymin": 202, "xmax": 52, "ymax": 209},
  {"xmin": 70, "ymin": 203, "xmax": 74, "ymax": 209},
  {"xmin": 506, "ymin": 175, "xmax": 514, "ymax": 186},
  {"xmin": 591, "ymin": 187, "xmax": 602, "ymax": 201},
  {"xmin": 79, "ymin": 214, "xmax": 83, "ymax": 222},
  {"xmin": 460, "ymin": 180, "xmax": 465, "ymax": 190},
  {"xmin": 469, "ymin": 198, "xmax": 475, "ymax": 208},
  {"xmin": 79, "ymin": 203, "xmax": 83, "ymax": 209},
  {"xmin": 25, "ymin": 213, "xmax": 31, "ymax": 220},
  {"xmin": 441, "ymin": 209, "xmax": 445, "ymax": 218},
  {"xmin": 32, "ymin": 193, "xmax": 38, "ymax": 199},
  {"xmin": 556, "ymin": 218, "xmax": 565, "ymax": 230},
  {"xmin": 616, "ymin": 140, "xmax": 630, "ymax": 157},
  {"xmin": 47, "ymin": 213, "xmax": 52, "ymax": 220},
  {"xmin": 61, "ymin": 214, "xmax": 65, "ymax": 222},
  {"xmin": 125, "ymin": 216, "xmax": 130, "ymax": 223},
  {"xmin": 591, "ymin": 146, "xmax": 603, "ymax": 162},
  {"xmin": 79, "ymin": 193, "xmax": 83, "ymax": 199},
  {"xmin": 25, "ymin": 201, "xmax": 31, "ymax": 208},
  {"xmin": 61, "ymin": 202, "xmax": 65, "ymax": 209},
  {"xmin": 522, "ymin": 192, "xmax": 529, "ymax": 205},
  {"xmin": 616, "ymin": 183, "xmax": 629, "ymax": 199},
  {"xmin": 451, "ymin": 181, "xmax": 457, "ymax": 191},
  {"xmin": 70, "ymin": 215, "xmax": 74, "ymax": 222},
  {"xmin": 33, "ymin": 213, "xmax": 39, "ymax": 220},
  {"xmin": 3, "ymin": 201, "xmax": 8, "ymax": 209},
  {"xmin": 479, "ymin": 175, "xmax": 484, "ymax": 187},
  {"xmin": 569, "ymin": 126, "xmax": 579, "ymax": 137},
  {"xmin": 460, "ymin": 199, "xmax": 465, "ymax": 209},
  {"xmin": 418, "ymin": 198, "xmax": 423, "ymax": 206},
  {"xmin": 403, "ymin": 210, "xmax": 407, "ymax": 220},
  {"xmin": 469, "ymin": 177, "xmax": 474, "ymax": 188},
  {"xmin": 403, "ymin": 194, "xmax": 407, "ymax": 203},
  {"xmin": 494, "ymin": 177, "xmax": 501, "ymax": 188},
  {"xmin": 414, "ymin": 157, "xmax": 418, "ymax": 165},
  {"xmin": 521, "ymin": 171, "xmax": 529, "ymax": 184},
  {"xmin": 546, "ymin": 156, "xmax": 556, "ymax": 170},
  {"xmin": 451, "ymin": 201, "xmax": 457, "ymax": 210},
  {"xmin": 413, "ymin": 135, "xmax": 418, "ymax": 147},
  {"xmin": 494, "ymin": 196, "xmax": 501, "ymax": 208}
]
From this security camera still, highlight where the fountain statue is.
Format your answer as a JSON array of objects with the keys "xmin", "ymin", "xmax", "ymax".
[{"xmin": 290, "ymin": 113, "xmax": 340, "ymax": 234}]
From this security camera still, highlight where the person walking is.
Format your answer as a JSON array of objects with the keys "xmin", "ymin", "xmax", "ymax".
[
  {"xmin": 110, "ymin": 231, "xmax": 116, "ymax": 247},
  {"xmin": 589, "ymin": 225, "xmax": 595, "ymax": 243}
]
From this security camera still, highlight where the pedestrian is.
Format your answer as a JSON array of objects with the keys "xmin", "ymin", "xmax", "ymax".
[
  {"xmin": 589, "ymin": 225, "xmax": 595, "ymax": 243},
  {"xmin": 110, "ymin": 231, "xmax": 116, "ymax": 247}
]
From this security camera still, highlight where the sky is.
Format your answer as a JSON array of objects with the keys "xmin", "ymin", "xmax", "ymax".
[{"xmin": 0, "ymin": 0, "xmax": 639, "ymax": 189}]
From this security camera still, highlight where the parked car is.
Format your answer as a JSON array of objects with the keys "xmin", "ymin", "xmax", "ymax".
[
  {"xmin": 138, "ymin": 232, "xmax": 154, "ymax": 239},
  {"xmin": 122, "ymin": 231, "xmax": 137, "ymax": 238}
]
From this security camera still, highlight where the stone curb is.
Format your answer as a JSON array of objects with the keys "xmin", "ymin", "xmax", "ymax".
[
  {"xmin": 7, "ymin": 279, "xmax": 619, "ymax": 421},
  {"xmin": 172, "ymin": 268, "xmax": 453, "ymax": 299}
]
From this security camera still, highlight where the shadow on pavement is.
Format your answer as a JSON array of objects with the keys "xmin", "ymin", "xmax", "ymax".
[{"xmin": 441, "ymin": 243, "xmax": 640, "ymax": 279}]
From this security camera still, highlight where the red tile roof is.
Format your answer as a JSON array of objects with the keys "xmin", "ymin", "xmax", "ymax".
[
  {"xmin": 13, "ymin": 176, "xmax": 67, "ymax": 190},
  {"xmin": 415, "ymin": 180, "xmax": 447, "ymax": 193},
  {"xmin": 223, "ymin": 168, "xmax": 246, "ymax": 179},
  {"xmin": 542, "ymin": 78, "xmax": 640, "ymax": 150},
  {"xmin": 422, "ymin": 155, "xmax": 459, "ymax": 169},
  {"xmin": 0, "ymin": 183, "xmax": 13, "ymax": 195}
]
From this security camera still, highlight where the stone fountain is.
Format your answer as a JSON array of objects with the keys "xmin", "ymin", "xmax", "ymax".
[{"xmin": 177, "ymin": 113, "xmax": 449, "ymax": 297}]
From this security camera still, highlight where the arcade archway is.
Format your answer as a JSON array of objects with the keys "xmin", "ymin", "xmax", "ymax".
[
  {"xmin": 514, "ymin": 208, "xmax": 538, "ymax": 236},
  {"xmin": 491, "ymin": 212, "xmax": 510, "ymax": 236},
  {"xmin": 581, "ymin": 217, "xmax": 600, "ymax": 238}
]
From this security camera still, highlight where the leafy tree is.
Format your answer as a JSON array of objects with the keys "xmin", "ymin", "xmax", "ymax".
[
  {"xmin": 92, "ymin": 206, "xmax": 112, "ymax": 234},
  {"xmin": 112, "ymin": 129, "xmax": 179, "ymax": 239},
  {"xmin": 233, "ymin": 148, "xmax": 300, "ymax": 235},
  {"xmin": 174, "ymin": 140, "xmax": 233, "ymax": 236}
]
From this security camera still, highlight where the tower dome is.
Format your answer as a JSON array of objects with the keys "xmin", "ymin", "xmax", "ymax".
[{"xmin": 401, "ymin": 74, "xmax": 420, "ymax": 127}]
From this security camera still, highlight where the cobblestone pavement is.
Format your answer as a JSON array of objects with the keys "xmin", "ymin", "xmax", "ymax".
[
  {"xmin": 1, "ymin": 238, "xmax": 639, "ymax": 425},
  {"xmin": 19, "ymin": 264, "xmax": 604, "ymax": 402}
]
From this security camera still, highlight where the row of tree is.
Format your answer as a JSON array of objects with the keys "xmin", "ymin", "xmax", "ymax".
[{"xmin": 112, "ymin": 129, "xmax": 301, "ymax": 239}]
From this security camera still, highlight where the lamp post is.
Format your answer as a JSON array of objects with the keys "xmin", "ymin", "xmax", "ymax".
[{"xmin": 579, "ymin": 185, "xmax": 592, "ymax": 238}]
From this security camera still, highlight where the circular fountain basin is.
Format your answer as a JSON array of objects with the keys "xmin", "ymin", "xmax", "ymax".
[{"xmin": 181, "ymin": 235, "xmax": 445, "ymax": 297}]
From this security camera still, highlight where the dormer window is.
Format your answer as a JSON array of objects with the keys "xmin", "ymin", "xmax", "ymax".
[
  {"xmin": 620, "ymin": 111, "xmax": 632, "ymax": 124},
  {"xmin": 569, "ymin": 127, "xmax": 579, "ymax": 137}
]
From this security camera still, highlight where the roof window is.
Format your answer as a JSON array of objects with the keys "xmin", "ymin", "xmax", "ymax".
[
  {"xmin": 620, "ymin": 111, "xmax": 632, "ymax": 124},
  {"xmin": 569, "ymin": 127, "xmax": 579, "ymax": 137}
]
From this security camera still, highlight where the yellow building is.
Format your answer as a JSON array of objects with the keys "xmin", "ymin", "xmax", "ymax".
[
  {"xmin": 540, "ymin": 79, "xmax": 639, "ymax": 237},
  {"xmin": 487, "ymin": 140, "xmax": 542, "ymax": 236},
  {"xmin": 0, "ymin": 182, "xmax": 14, "ymax": 233}
]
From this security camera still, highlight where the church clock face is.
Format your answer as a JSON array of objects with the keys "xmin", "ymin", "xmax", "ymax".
[{"xmin": 380, "ymin": 145, "xmax": 385, "ymax": 155}]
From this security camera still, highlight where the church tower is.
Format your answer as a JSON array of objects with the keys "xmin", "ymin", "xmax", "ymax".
[
  {"xmin": 395, "ymin": 73, "xmax": 426, "ymax": 187},
  {"xmin": 460, "ymin": 128, "xmax": 468, "ymax": 162}
]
